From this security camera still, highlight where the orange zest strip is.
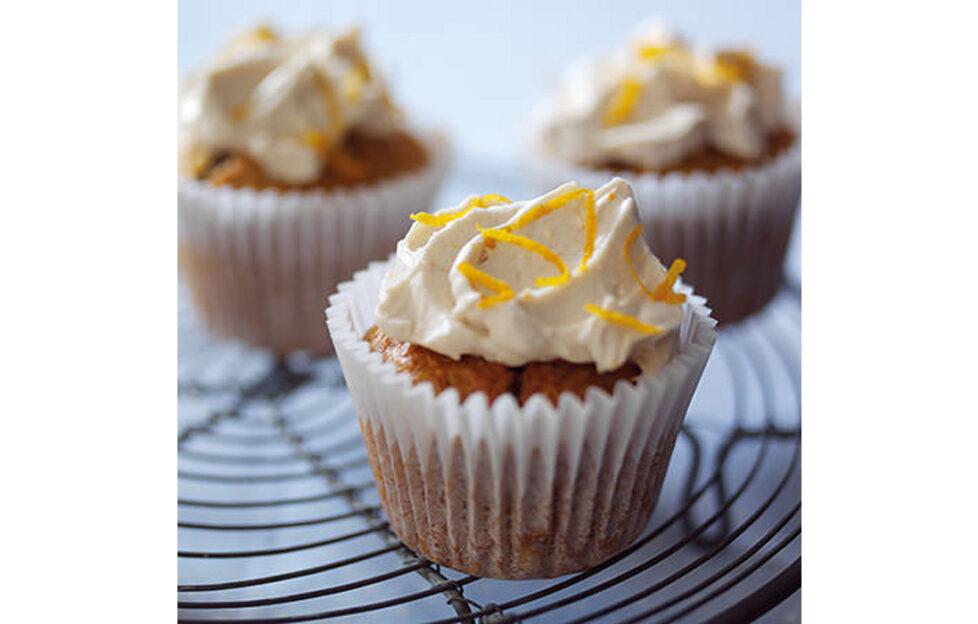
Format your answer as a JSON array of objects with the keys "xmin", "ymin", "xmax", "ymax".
[
  {"xmin": 650, "ymin": 258, "xmax": 688, "ymax": 304},
  {"xmin": 410, "ymin": 194, "xmax": 511, "ymax": 227},
  {"xmin": 504, "ymin": 188, "xmax": 590, "ymax": 232},
  {"xmin": 411, "ymin": 198, "xmax": 479, "ymax": 227},
  {"xmin": 714, "ymin": 61, "xmax": 746, "ymax": 83},
  {"xmin": 602, "ymin": 76, "xmax": 643, "ymax": 127},
  {"xmin": 477, "ymin": 226, "xmax": 569, "ymax": 288},
  {"xmin": 479, "ymin": 194, "xmax": 511, "ymax": 205},
  {"xmin": 252, "ymin": 26, "xmax": 278, "ymax": 42},
  {"xmin": 624, "ymin": 226, "xmax": 687, "ymax": 305},
  {"xmin": 579, "ymin": 191, "xmax": 597, "ymax": 270},
  {"xmin": 636, "ymin": 44, "xmax": 673, "ymax": 61},
  {"xmin": 585, "ymin": 304, "xmax": 663, "ymax": 335},
  {"xmin": 457, "ymin": 261, "xmax": 514, "ymax": 309}
]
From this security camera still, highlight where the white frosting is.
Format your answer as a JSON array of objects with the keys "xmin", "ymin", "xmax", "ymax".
[
  {"xmin": 178, "ymin": 25, "xmax": 403, "ymax": 184},
  {"xmin": 536, "ymin": 23, "xmax": 786, "ymax": 170},
  {"xmin": 375, "ymin": 178, "xmax": 685, "ymax": 373}
]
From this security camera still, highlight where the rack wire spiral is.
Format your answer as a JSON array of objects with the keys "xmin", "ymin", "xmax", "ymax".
[{"xmin": 177, "ymin": 278, "xmax": 800, "ymax": 623}]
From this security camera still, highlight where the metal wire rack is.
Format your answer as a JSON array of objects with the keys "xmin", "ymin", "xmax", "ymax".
[{"xmin": 178, "ymin": 276, "xmax": 800, "ymax": 623}]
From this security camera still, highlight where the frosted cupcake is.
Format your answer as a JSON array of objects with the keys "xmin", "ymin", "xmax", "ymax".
[
  {"xmin": 178, "ymin": 25, "xmax": 449, "ymax": 354},
  {"xmin": 531, "ymin": 23, "xmax": 800, "ymax": 323},
  {"xmin": 327, "ymin": 178, "xmax": 716, "ymax": 578}
]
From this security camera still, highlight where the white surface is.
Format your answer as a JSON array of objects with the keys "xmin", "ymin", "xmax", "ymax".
[{"xmin": 178, "ymin": 0, "xmax": 800, "ymax": 162}]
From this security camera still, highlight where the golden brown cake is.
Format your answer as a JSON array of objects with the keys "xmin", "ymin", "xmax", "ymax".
[
  {"xmin": 198, "ymin": 130, "xmax": 429, "ymax": 191},
  {"xmin": 363, "ymin": 325, "xmax": 517, "ymax": 403},
  {"xmin": 597, "ymin": 126, "xmax": 796, "ymax": 176},
  {"xmin": 364, "ymin": 325, "xmax": 640, "ymax": 406}
]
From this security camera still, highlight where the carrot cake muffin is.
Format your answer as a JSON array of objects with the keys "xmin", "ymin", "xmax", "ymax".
[
  {"xmin": 531, "ymin": 22, "xmax": 801, "ymax": 323},
  {"xmin": 363, "ymin": 324, "xmax": 641, "ymax": 405},
  {"xmin": 327, "ymin": 178, "xmax": 717, "ymax": 578},
  {"xmin": 178, "ymin": 24, "xmax": 449, "ymax": 354}
]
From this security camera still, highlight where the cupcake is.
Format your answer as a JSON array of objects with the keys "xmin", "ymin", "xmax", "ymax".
[
  {"xmin": 531, "ymin": 22, "xmax": 800, "ymax": 323},
  {"xmin": 178, "ymin": 25, "xmax": 449, "ymax": 354},
  {"xmin": 327, "ymin": 178, "xmax": 716, "ymax": 578}
]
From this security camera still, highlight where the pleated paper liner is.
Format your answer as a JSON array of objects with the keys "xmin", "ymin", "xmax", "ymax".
[
  {"xmin": 178, "ymin": 130, "xmax": 450, "ymax": 355},
  {"xmin": 326, "ymin": 260, "xmax": 717, "ymax": 578}
]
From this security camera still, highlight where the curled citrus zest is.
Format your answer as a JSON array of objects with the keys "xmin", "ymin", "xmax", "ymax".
[
  {"xmin": 505, "ymin": 188, "xmax": 590, "ymax": 232},
  {"xmin": 457, "ymin": 261, "xmax": 514, "ymax": 309},
  {"xmin": 478, "ymin": 194, "xmax": 511, "ymax": 205},
  {"xmin": 585, "ymin": 304, "xmax": 663, "ymax": 335},
  {"xmin": 635, "ymin": 43, "xmax": 674, "ymax": 61},
  {"xmin": 477, "ymin": 226, "xmax": 569, "ymax": 288},
  {"xmin": 650, "ymin": 258, "xmax": 688, "ymax": 304},
  {"xmin": 625, "ymin": 226, "xmax": 687, "ymax": 305},
  {"xmin": 251, "ymin": 26, "xmax": 278, "ymax": 42},
  {"xmin": 713, "ymin": 60, "xmax": 747, "ymax": 83},
  {"xmin": 410, "ymin": 194, "xmax": 511, "ymax": 227},
  {"xmin": 579, "ymin": 191, "xmax": 597, "ymax": 270},
  {"xmin": 602, "ymin": 76, "xmax": 643, "ymax": 127},
  {"xmin": 411, "ymin": 198, "xmax": 478, "ymax": 227}
]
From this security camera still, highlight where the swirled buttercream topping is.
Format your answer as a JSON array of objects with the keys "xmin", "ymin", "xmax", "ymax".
[
  {"xmin": 536, "ymin": 22, "xmax": 787, "ymax": 170},
  {"xmin": 374, "ymin": 178, "xmax": 687, "ymax": 372},
  {"xmin": 179, "ymin": 25, "xmax": 404, "ymax": 183}
]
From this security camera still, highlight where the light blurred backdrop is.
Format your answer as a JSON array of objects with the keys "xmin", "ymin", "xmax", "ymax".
[{"xmin": 178, "ymin": 0, "xmax": 800, "ymax": 164}]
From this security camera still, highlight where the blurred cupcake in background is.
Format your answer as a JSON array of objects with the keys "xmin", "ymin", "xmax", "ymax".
[
  {"xmin": 530, "ymin": 22, "xmax": 800, "ymax": 323},
  {"xmin": 178, "ymin": 24, "xmax": 449, "ymax": 354}
]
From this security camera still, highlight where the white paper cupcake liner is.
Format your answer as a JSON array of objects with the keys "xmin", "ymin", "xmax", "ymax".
[
  {"xmin": 178, "ymin": 130, "xmax": 450, "ymax": 355},
  {"xmin": 326, "ymin": 260, "xmax": 717, "ymax": 578},
  {"xmin": 528, "ymin": 139, "xmax": 801, "ymax": 323}
]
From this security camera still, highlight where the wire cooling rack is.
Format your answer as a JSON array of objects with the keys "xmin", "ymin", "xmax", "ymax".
[
  {"xmin": 177, "ymin": 284, "xmax": 800, "ymax": 624},
  {"xmin": 178, "ymin": 158, "xmax": 800, "ymax": 622}
]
